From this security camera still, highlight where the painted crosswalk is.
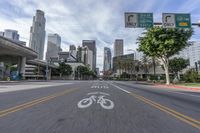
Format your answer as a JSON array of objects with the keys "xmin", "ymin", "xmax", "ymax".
[{"xmin": 91, "ymin": 86, "xmax": 109, "ymax": 89}]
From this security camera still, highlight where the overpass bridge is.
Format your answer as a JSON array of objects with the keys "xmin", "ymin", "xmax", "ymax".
[
  {"xmin": 0, "ymin": 36, "xmax": 38, "ymax": 79},
  {"xmin": 0, "ymin": 36, "xmax": 59, "ymax": 80}
]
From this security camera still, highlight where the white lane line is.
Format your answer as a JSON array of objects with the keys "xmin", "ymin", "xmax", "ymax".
[{"xmin": 110, "ymin": 84, "xmax": 131, "ymax": 94}]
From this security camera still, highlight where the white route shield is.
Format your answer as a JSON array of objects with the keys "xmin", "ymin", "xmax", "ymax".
[{"xmin": 162, "ymin": 13, "xmax": 176, "ymax": 28}]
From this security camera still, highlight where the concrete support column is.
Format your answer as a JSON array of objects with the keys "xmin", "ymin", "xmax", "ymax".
[
  {"xmin": 17, "ymin": 56, "xmax": 26, "ymax": 80},
  {"xmin": 0, "ymin": 62, "xmax": 4, "ymax": 80},
  {"xmin": 21, "ymin": 57, "xmax": 26, "ymax": 79},
  {"xmin": 4, "ymin": 62, "xmax": 11, "ymax": 79},
  {"xmin": 48, "ymin": 68, "xmax": 51, "ymax": 80}
]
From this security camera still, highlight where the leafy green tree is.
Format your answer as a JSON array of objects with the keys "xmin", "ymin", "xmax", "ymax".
[
  {"xmin": 76, "ymin": 65, "xmax": 91, "ymax": 79},
  {"xmin": 58, "ymin": 62, "xmax": 73, "ymax": 78},
  {"xmin": 138, "ymin": 27, "xmax": 193, "ymax": 84},
  {"xmin": 169, "ymin": 57, "xmax": 189, "ymax": 80},
  {"xmin": 141, "ymin": 55, "xmax": 152, "ymax": 75}
]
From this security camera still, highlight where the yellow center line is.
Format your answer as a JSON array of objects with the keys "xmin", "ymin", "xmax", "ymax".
[
  {"xmin": 132, "ymin": 93, "xmax": 200, "ymax": 125},
  {"xmin": 0, "ymin": 88, "xmax": 78, "ymax": 117},
  {"xmin": 129, "ymin": 93, "xmax": 200, "ymax": 130}
]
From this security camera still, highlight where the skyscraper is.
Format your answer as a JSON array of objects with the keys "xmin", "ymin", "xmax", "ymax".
[
  {"xmin": 81, "ymin": 46, "xmax": 93, "ymax": 70},
  {"xmin": 69, "ymin": 45, "xmax": 76, "ymax": 51},
  {"xmin": 114, "ymin": 39, "xmax": 123, "ymax": 57},
  {"xmin": 46, "ymin": 33, "xmax": 61, "ymax": 61},
  {"xmin": 47, "ymin": 33, "xmax": 61, "ymax": 48},
  {"xmin": 69, "ymin": 45, "xmax": 77, "ymax": 58},
  {"xmin": 77, "ymin": 46, "xmax": 82, "ymax": 63},
  {"xmin": 104, "ymin": 47, "xmax": 112, "ymax": 72},
  {"xmin": 76, "ymin": 45, "xmax": 93, "ymax": 69},
  {"xmin": 0, "ymin": 32, "xmax": 4, "ymax": 36},
  {"xmin": 3, "ymin": 29, "xmax": 19, "ymax": 41},
  {"xmin": 82, "ymin": 40, "xmax": 96, "ymax": 70},
  {"xmin": 29, "ymin": 10, "xmax": 46, "ymax": 60},
  {"xmin": 175, "ymin": 41, "xmax": 200, "ymax": 67}
]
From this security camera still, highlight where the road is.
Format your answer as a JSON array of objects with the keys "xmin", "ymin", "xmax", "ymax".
[{"xmin": 0, "ymin": 80, "xmax": 200, "ymax": 133}]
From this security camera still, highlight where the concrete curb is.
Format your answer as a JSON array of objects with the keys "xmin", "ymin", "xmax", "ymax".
[{"xmin": 154, "ymin": 84, "xmax": 200, "ymax": 91}]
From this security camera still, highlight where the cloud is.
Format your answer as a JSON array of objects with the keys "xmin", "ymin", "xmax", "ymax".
[{"xmin": 0, "ymin": 0, "xmax": 200, "ymax": 71}]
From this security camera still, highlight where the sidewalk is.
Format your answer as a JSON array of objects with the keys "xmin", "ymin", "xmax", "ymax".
[
  {"xmin": 0, "ymin": 82, "xmax": 73, "ymax": 93},
  {"xmin": 154, "ymin": 84, "xmax": 200, "ymax": 91},
  {"xmin": 132, "ymin": 81, "xmax": 200, "ymax": 91}
]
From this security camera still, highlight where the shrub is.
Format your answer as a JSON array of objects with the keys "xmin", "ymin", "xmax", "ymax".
[{"xmin": 183, "ymin": 69, "xmax": 199, "ymax": 83}]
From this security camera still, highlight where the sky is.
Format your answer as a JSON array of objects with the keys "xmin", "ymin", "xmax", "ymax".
[{"xmin": 0, "ymin": 0, "xmax": 200, "ymax": 70}]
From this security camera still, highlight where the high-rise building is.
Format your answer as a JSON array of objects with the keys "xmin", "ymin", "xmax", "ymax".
[
  {"xmin": 0, "ymin": 30, "xmax": 26, "ymax": 45},
  {"xmin": 0, "ymin": 32, "xmax": 4, "ymax": 36},
  {"xmin": 175, "ymin": 41, "xmax": 200, "ymax": 67},
  {"xmin": 114, "ymin": 39, "xmax": 123, "ymax": 57},
  {"xmin": 69, "ymin": 45, "xmax": 77, "ymax": 58},
  {"xmin": 81, "ymin": 46, "xmax": 93, "ymax": 70},
  {"xmin": 29, "ymin": 10, "xmax": 46, "ymax": 60},
  {"xmin": 82, "ymin": 40, "xmax": 96, "ymax": 70},
  {"xmin": 76, "ymin": 46, "xmax": 93, "ymax": 69},
  {"xmin": 77, "ymin": 46, "xmax": 82, "ymax": 63},
  {"xmin": 58, "ymin": 51, "xmax": 77, "ymax": 62},
  {"xmin": 96, "ymin": 68, "xmax": 100, "ymax": 76},
  {"xmin": 46, "ymin": 33, "xmax": 61, "ymax": 61},
  {"xmin": 112, "ymin": 53, "xmax": 134, "ymax": 75},
  {"xmin": 48, "ymin": 33, "xmax": 61, "ymax": 47},
  {"xmin": 3, "ymin": 29, "xmax": 19, "ymax": 41},
  {"xmin": 70, "ymin": 45, "xmax": 76, "ymax": 51},
  {"xmin": 103, "ymin": 47, "xmax": 112, "ymax": 72}
]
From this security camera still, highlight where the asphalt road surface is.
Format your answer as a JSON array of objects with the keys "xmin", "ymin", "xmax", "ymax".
[{"xmin": 0, "ymin": 80, "xmax": 200, "ymax": 133}]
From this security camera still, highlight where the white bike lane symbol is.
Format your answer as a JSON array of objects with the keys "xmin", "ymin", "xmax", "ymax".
[{"xmin": 77, "ymin": 92, "xmax": 114, "ymax": 110}]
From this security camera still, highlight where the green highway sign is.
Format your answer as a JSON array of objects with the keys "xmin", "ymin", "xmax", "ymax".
[
  {"xmin": 175, "ymin": 14, "xmax": 191, "ymax": 28},
  {"xmin": 162, "ymin": 13, "xmax": 191, "ymax": 28},
  {"xmin": 138, "ymin": 13, "xmax": 153, "ymax": 28},
  {"xmin": 125, "ymin": 12, "xmax": 153, "ymax": 28}
]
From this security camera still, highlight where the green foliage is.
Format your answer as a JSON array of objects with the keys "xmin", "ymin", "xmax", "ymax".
[
  {"xmin": 120, "ymin": 72, "xmax": 130, "ymax": 79},
  {"xmin": 138, "ymin": 27, "xmax": 193, "ymax": 58},
  {"xmin": 183, "ymin": 69, "xmax": 199, "ymax": 83},
  {"xmin": 10, "ymin": 66, "xmax": 17, "ymax": 72},
  {"xmin": 51, "ymin": 68, "xmax": 60, "ymax": 76},
  {"xmin": 76, "ymin": 65, "xmax": 89, "ymax": 75},
  {"xmin": 140, "ymin": 55, "xmax": 152, "ymax": 74},
  {"xmin": 76, "ymin": 65, "xmax": 96, "ymax": 79},
  {"xmin": 138, "ymin": 26, "xmax": 193, "ymax": 84},
  {"xmin": 169, "ymin": 57, "xmax": 189, "ymax": 74},
  {"xmin": 58, "ymin": 63, "xmax": 73, "ymax": 76}
]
